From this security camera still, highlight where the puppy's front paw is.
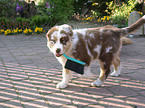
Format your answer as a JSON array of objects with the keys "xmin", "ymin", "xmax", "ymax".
[
  {"xmin": 91, "ymin": 78, "xmax": 104, "ymax": 87},
  {"xmin": 56, "ymin": 82, "xmax": 68, "ymax": 89}
]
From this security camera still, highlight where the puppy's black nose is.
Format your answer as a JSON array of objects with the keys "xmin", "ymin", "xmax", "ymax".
[{"xmin": 56, "ymin": 48, "xmax": 61, "ymax": 53}]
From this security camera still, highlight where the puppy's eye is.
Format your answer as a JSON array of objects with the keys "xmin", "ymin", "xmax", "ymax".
[{"xmin": 60, "ymin": 37, "xmax": 68, "ymax": 45}]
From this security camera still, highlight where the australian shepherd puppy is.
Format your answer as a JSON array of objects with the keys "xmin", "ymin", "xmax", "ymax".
[{"xmin": 46, "ymin": 16, "xmax": 145, "ymax": 88}]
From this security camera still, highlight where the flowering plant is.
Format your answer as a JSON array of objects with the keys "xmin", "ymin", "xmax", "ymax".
[
  {"xmin": 34, "ymin": 27, "xmax": 45, "ymax": 34},
  {"xmin": 4, "ymin": 29, "xmax": 13, "ymax": 35},
  {"xmin": 0, "ymin": 27, "xmax": 45, "ymax": 36},
  {"xmin": 23, "ymin": 28, "xmax": 33, "ymax": 35}
]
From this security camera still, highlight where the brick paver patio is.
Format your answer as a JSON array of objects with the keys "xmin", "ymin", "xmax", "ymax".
[{"xmin": 0, "ymin": 34, "xmax": 145, "ymax": 108}]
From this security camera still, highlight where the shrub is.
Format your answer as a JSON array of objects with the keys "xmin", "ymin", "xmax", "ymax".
[
  {"xmin": 0, "ymin": 15, "xmax": 54, "ymax": 30},
  {"xmin": 91, "ymin": 0, "xmax": 112, "ymax": 17},
  {"xmin": 16, "ymin": 17, "xmax": 27, "ymax": 23},
  {"xmin": 48, "ymin": 0, "xmax": 74, "ymax": 23},
  {"xmin": 0, "ymin": 0, "xmax": 16, "ymax": 17},
  {"xmin": 30, "ymin": 15, "xmax": 48, "ymax": 28},
  {"xmin": 73, "ymin": 0, "xmax": 88, "ymax": 15},
  {"xmin": 36, "ymin": 0, "xmax": 74, "ymax": 24},
  {"xmin": 0, "ymin": 17, "xmax": 9, "ymax": 29},
  {"xmin": 106, "ymin": 0, "xmax": 138, "ymax": 26}
]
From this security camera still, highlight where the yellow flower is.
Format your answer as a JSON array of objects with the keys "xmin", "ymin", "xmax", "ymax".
[
  {"xmin": 97, "ymin": 18, "xmax": 101, "ymax": 22},
  {"xmin": 23, "ymin": 28, "xmax": 33, "ymax": 35},
  {"xmin": 4, "ymin": 31, "xmax": 8, "ymax": 35},
  {"xmin": 13, "ymin": 29, "xmax": 18, "ymax": 34},
  {"xmin": 28, "ymin": 29, "xmax": 32, "ymax": 32},
  {"xmin": 0, "ymin": 29, "xmax": 4, "ymax": 33},
  {"xmin": 23, "ymin": 28, "xmax": 28, "ymax": 34},
  {"xmin": 137, "ymin": 11, "xmax": 143, "ymax": 15},
  {"xmin": 34, "ymin": 27, "xmax": 44, "ymax": 34},
  {"xmin": 7, "ymin": 29, "xmax": 11, "ymax": 34},
  {"xmin": 34, "ymin": 27, "xmax": 39, "ymax": 32},
  {"xmin": 18, "ymin": 29, "xmax": 22, "ymax": 33},
  {"xmin": 106, "ymin": 16, "xmax": 110, "ymax": 21},
  {"xmin": 87, "ymin": 17, "xmax": 90, "ymax": 20}
]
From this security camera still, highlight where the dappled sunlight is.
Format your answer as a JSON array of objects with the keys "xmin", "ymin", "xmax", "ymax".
[
  {"xmin": 22, "ymin": 99, "xmax": 49, "ymax": 108},
  {"xmin": 0, "ymin": 61, "xmax": 145, "ymax": 107},
  {"xmin": 44, "ymin": 93, "xmax": 71, "ymax": 106},
  {"xmin": 122, "ymin": 62, "xmax": 144, "ymax": 70},
  {"xmin": 127, "ymin": 58, "xmax": 145, "ymax": 63},
  {"xmin": 0, "ymin": 100, "xmax": 22, "ymax": 108},
  {"xmin": 0, "ymin": 80, "xmax": 14, "ymax": 89},
  {"xmin": 121, "ymin": 80, "xmax": 145, "ymax": 90},
  {"xmin": 125, "ymin": 96, "xmax": 145, "ymax": 107},
  {"xmin": 0, "ymin": 35, "xmax": 145, "ymax": 107},
  {"xmin": 36, "ymin": 83, "xmax": 59, "ymax": 94},
  {"xmin": 67, "ymin": 92, "xmax": 97, "ymax": 106},
  {"xmin": 99, "ymin": 97, "xmax": 132, "ymax": 108}
]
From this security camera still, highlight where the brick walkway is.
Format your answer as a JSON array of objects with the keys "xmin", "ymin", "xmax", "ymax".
[{"xmin": 0, "ymin": 34, "xmax": 145, "ymax": 108}]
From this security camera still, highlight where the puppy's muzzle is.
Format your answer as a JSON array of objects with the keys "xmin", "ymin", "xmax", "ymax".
[{"xmin": 55, "ymin": 48, "xmax": 62, "ymax": 57}]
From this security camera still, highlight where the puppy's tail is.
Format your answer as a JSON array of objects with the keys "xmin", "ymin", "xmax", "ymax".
[
  {"xmin": 121, "ymin": 37, "xmax": 133, "ymax": 45},
  {"xmin": 120, "ymin": 15, "xmax": 145, "ymax": 37}
]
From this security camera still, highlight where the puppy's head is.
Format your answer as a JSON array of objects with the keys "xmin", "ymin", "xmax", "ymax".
[{"xmin": 46, "ymin": 24, "xmax": 73, "ymax": 57}]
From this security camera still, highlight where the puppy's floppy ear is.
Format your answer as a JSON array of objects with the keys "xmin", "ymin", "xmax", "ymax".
[
  {"xmin": 60, "ymin": 24, "xmax": 73, "ymax": 37},
  {"xmin": 67, "ymin": 26, "xmax": 73, "ymax": 37},
  {"xmin": 46, "ymin": 26, "xmax": 58, "ymax": 40}
]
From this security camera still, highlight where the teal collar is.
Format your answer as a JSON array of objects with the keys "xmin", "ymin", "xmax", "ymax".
[{"xmin": 63, "ymin": 53, "xmax": 86, "ymax": 66}]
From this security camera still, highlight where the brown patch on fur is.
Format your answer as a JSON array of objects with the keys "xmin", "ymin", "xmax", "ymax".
[
  {"xmin": 67, "ymin": 26, "xmax": 73, "ymax": 37},
  {"xmin": 103, "ymin": 25, "xmax": 133, "ymax": 45},
  {"xmin": 85, "ymin": 30, "xmax": 102, "ymax": 59},
  {"xmin": 72, "ymin": 33, "xmax": 91, "ymax": 66},
  {"xmin": 99, "ymin": 48, "xmax": 114, "ymax": 79},
  {"xmin": 59, "ymin": 30, "xmax": 71, "ymax": 45}
]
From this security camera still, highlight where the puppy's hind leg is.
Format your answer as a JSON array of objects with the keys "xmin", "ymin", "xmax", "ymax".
[
  {"xmin": 91, "ymin": 59, "xmax": 112, "ymax": 87},
  {"xmin": 56, "ymin": 67, "xmax": 72, "ymax": 88},
  {"xmin": 110, "ymin": 56, "xmax": 121, "ymax": 77}
]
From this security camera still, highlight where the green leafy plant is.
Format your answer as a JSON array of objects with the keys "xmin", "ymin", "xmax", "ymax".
[
  {"xmin": 37, "ymin": 0, "xmax": 74, "ymax": 24},
  {"xmin": 48, "ymin": 0, "xmax": 74, "ymax": 23},
  {"xmin": 106, "ymin": 0, "xmax": 138, "ymax": 27},
  {"xmin": 30, "ymin": 15, "xmax": 53, "ymax": 29},
  {"xmin": 0, "ymin": 0, "xmax": 16, "ymax": 17}
]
